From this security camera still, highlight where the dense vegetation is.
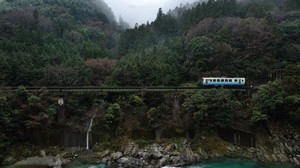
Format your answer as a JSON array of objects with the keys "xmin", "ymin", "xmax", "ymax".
[{"xmin": 0, "ymin": 0, "xmax": 299, "ymax": 164}]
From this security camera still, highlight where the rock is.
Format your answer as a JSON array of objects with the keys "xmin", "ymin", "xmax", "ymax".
[
  {"xmin": 4, "ymin": 156, "xmax": 15, "ymax": 164},
  {"xmin": 40, "ymin": 150, "xmax": 46, "ymax": 157},
  {"xmin": 52, "ymin": 155, "xmax": 62, "ymax": 168},
  {"xmin": 101, "ymin": 157, "xmax": 110, "ymax": 163},
  {"xmin": 158, "ymin": 155, "xmax": 170, "ymax": 167},
  {"xmin": 137, "ymin": 151, "xmax": 150, "ymax": 159},
  {"xmin": 181, "ymin": 148, "xmax": 196, "ymax": 162},
  {"xmin": 285, "ymin": 143, "xmax": 294, "ymax": 153},
  {"xmin": 118, "ymin": 156, "xmax": 147, "ymax": 167},
  {"xmin": 183, "ymin": 139, "xmax": 189, "ymax": 145},
  {"xmin": 111, "ymin": 152, "xmax": 123, "ymax": 160},
  {"xmin": 170, "ymin": 151, "xmax": 181, "ymax": 156},
  {"xmin": 164, "ymin": 144, "xmax": 175, "ymax": 152},
  {"xmin": 227, "ymin": 146, "xmax": 236, "ymax": 152},
  {"xmin": 118, "ymin": 157, "xmax": 130, "ymax": 164},
  {"xmin": 149, "ymin": 144, "xmax": 163, "ymax": 153},
  {"xmin": 293, "ymin": 157, "xmax": 300, "ymax": 165},
  {"xmin": 198, "ymin": 148, "xmax": 208, "ymax": 159},
  {"xmin": 150, "ymin": 151, "xmax": 163, "ymax": 159},
  {"xmin": 263, "ymin": 154, "xmax": 272, "ymax": 162},
  {"xmin": 174, "ymin": 144, "xmax": 179, "ymax": 150},
  {"xmin": 126, "ymin": 157, "xmax": 147, "ymax": 166},
  {"xmin": 169, "ymin": 156, "xmax": 181, "ymax": 164},
  {"xmin": 14, "ymin": 155, "xmax": 69, "ymax": 167},
  {"xmin": 123, "ymin": 142, "xmax": 139, "ymax": 156},
  {"xmin": 277, "ymin": 154, "xmax": 289, "ymax": 162},
  {"xmin": 248, "ymin": 147, "xmax": 256, "ymax": 153},
  {"xmin": 98, "ymin": 150, "xmax": 110, "ymax": 158},
  {"xmin": 272, "ymin": 154, "xmax": 278, "ymax": 162}
]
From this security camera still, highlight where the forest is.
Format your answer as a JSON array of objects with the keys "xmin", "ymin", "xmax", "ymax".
[{"xmin": 0, "ymin": 0, "xmax": 300, "ymax": 165}]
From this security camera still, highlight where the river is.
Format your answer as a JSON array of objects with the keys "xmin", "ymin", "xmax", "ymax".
[
  {"xmin": 5, "ymin": 158, "xmax": 295, "ymax": 168},
  {"xmin": 182, "ymin": 158, "xmax": 295, "ymax": 168}
]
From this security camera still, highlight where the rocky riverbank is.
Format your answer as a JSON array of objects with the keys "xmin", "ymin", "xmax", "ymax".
[
  {"xmin": 75, "ymin": 134, "xmax": 300, "ymax": 168},
  {"xmin": 4, "ymin": 131, "xmax": 300, "ymax": 168}
]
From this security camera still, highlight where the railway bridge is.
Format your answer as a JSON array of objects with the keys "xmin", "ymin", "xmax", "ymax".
[
  {"xmin": 0, "ymin": 85, "xmax": 253, "ymax": 106},
  {"xmin": 0, "ymin": 85, "xmax": 251, "ymax": 93}
]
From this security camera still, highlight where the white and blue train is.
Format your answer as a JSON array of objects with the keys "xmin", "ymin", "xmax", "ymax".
[{"xmin": 202, "ymin": 77, "xmax": 246, "ymax": 86}]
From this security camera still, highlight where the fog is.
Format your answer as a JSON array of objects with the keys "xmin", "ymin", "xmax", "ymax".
[{"xmin": 103, "ymin": 0, "xmax": 199, "ymax": 26}]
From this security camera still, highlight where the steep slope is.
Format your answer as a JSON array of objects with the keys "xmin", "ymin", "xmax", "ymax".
[{"xmin": 0, "ymin": 0, "xmax": 118, "ymax": 86}]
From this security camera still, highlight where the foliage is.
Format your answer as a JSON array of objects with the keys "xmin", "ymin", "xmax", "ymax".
[
  {"xmin": 285, "ymin": 95, "xmax": 300, "ymax": 122},
  {"xmin": 111, "ymin": 45, "xmax": 181, "ymax": 86},
  {"xmin": 147, "ymin": 107, "xmax": 161, "ymax": 129},
  {"xmin": 0, "ymin": 95, "xmax": 13, "ymax": 132},
  {"xmin": 251, "ymin": 81, "xmax": 286, "ymax": 120},
  {"xmin": 0, "ymin": 133, "xmax": 10, "ymax": 164},
  {"xmin": 104, "ymin": 103, "xmax": 123, "ymax": 132},
  {"xmin": 250, "ymin": 107, "xmax": 268, "ymax": 125},
  {"xmin": 183, "ymin": 36, "xmax": 214, "ymax": 79},
  {"xmin": 282, "ymin": 64, "xmax": 300, "ymax": 93},
  {"xmin": 136, "ymin": 138, "xmax": 152, "ymax": 148},
  {"xmin": 183, "ymin": 89, "xmax": 241, "ymax": 132},
  {"xmin": 0, "ymin": 0, "xmax": 117, "ymax": 86},
  {"xmin": 84, "ymin": 58, "xmax": 117, "ymax": 85}
]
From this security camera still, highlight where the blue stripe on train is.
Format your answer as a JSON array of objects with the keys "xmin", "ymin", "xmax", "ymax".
[{"xmin": 203, "ymin": 82, "xmax": 245, "ymax": 85}]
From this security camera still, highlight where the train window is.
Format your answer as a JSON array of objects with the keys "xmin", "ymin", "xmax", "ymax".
[
  {"xmin": 229, "ymin": 79, "xmax": 232, "ymax": 82},
  {"xmin": 217, "ymin": 79, "xmax": 220, "ymax": 82},
  {"xmin": 234, "ymin": 79, "xmax": 238, "ymax": 82},
  {"xmin": 213, "ymin": 79, "xmax": 216, "ymax": 82},
  {"xmin": 221, "ymin": 79, "xmax": 224, "ymax": 82},
  {"xmin": 225, "ymin": 79, "xmax": 228, "ymax": 82}
]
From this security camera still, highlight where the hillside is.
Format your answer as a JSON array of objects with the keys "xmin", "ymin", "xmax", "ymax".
[
  {"xmin": 115, "ymin": 0, "xmax": 300, "ymax": 85},
  {"xmin": 0, "ymin": 0, "xmax": 300, "ymax": 166},
  {"xmin": 0, "ymin": 0, "xmax": 118, "ymax": 86}
]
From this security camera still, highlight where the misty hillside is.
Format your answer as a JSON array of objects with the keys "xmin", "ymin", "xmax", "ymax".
[
  {"xmin": 0, "ymin": 0, "xmax": 118, "ymax": 86},
  {"xmin": 0, "ymin": 0, "xmax": 299, "ymax": 87},
  {"xmin": 116, "ymin": 0, "xmax": 300, "ymax": 85}
]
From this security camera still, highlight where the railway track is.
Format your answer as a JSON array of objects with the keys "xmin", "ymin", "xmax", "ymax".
[{"xmin": 0, "ymin": 86, "xmax": 251, "ymax": 93}]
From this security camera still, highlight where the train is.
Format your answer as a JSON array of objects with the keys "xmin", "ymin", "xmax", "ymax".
[{"xmin": 202, "ymin": 77, "xmax": 246, "ymax": 86}]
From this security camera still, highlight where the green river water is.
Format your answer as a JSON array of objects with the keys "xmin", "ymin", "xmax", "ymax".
[{"xmin": 184, "ymin": 158, "xmax": 295, "ymax": 168}]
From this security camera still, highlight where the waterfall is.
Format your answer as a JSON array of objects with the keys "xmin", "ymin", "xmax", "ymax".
[{"xmin": 86, "ymin": 114, "xmax": 96, "ymax": 150}]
